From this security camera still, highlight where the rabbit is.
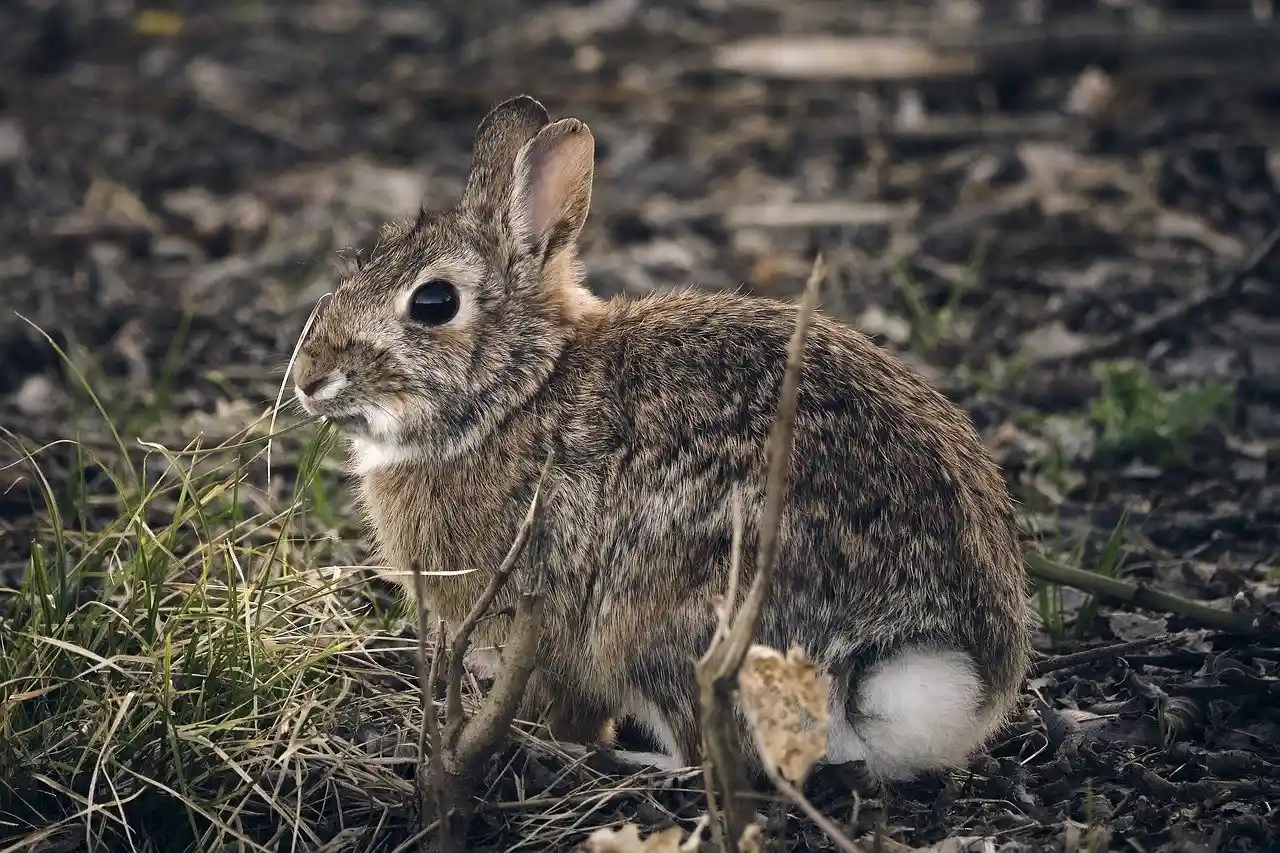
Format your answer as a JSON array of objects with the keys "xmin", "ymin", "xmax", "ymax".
[{"xmin": 289, "ymin": 94, "xmax": 1033, "ymax": 783}]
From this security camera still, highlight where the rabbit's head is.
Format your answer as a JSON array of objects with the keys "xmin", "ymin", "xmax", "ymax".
[{"xmin": 290, "ymin": 96, "xmax": 598, "ymax": 462}]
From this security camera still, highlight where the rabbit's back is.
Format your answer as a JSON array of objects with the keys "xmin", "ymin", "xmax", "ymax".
[{"xmin": 541, "ymin": 289, "xmax": 1030, "ymax": 773}]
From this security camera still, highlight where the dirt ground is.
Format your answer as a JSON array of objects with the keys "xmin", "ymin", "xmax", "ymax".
[{"xmin": 2, "ymin": 0, "xmax": 1279, "ymax": 851}]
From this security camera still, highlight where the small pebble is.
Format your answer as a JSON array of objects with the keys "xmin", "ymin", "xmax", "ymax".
[
  {"xmin": 14, "ymin": 374, "xmax": 62, "ymax": 418},
  {"xmin": 0, "ymin": 119, "xmax": 26, "ymax": 166}
]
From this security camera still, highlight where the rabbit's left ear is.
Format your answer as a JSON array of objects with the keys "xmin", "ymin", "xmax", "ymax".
[
  {"xmin": 507, "ymin": 117, "xmax": 595, "ymax": 260},
  {"xmin": 461, "ymin": 95, "xmax": 551, "ymax": 217}
]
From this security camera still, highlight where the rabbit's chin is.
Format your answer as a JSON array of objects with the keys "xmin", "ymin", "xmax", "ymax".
[{"xmin": 348, "ymin": 434, "xmax": 421, "ymax": 475}]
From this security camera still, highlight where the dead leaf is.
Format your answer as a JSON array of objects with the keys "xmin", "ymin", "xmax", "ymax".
[
  {"xmin": 1108, "ymin": 611, "xmax": 1168, "ymax": 641},
  {"xmin": 136, "ymin": 9, "xmax": 183, "ymax": 37},
  {"xmin": 738, "ymin": 645, "xmax": 830, "ymax": 782},
  {"xmin": 1020, "ymin": 320, "xmax": 1092, "ymax": 360},
  {"xmin": 1065, "ymin": 66, "xmax": 1116, "ymax": 117},
  {"xmin": 737, "ymin": 822, "xmax": 765, "ymax": 853},
  {"xmin": 856, "ymin": 305, "xmax": 912, "ymax": 345},
  {"xmin": 83, "ymin": 179, "xmax": 161, "ymax": 231},
  {"xmin": 1155, "ymin": 211, "xmax": 1245, "ymax": 260},
  {"xmin": 582, "ymin": 817, "xmax": 709, "ymax": 853}
]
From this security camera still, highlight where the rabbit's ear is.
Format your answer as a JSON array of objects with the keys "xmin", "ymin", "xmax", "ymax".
[
  {"xmin": 461, "ymin": 96, "xmax": 551, "ymax": 215},
  {"xmin": 507, "ymin": 118, "xmax": 595, "ymax": 259}
]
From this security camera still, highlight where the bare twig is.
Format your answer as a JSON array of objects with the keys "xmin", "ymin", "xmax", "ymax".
[
  {"xmin": 701, "ymin": 493, "xmax": 746, "ymax": 852},
  {"xmin": 452, "ymin": 569, "xmax": 545, "ymax": 772},
  {"xmin": 723, "ymin": 254, "xmax": 825, "ymax": 670},
  {"xmin": 410, "ymin": 549, "xmax": 440, "ymax": 848},
  {"xmin": 420, "ymin": 619, "xmax": 447, "ymax": 852},
  {"xmin": 711, "ymin": 493, "xmax": 747, "ymax": 648},
  {"xmin": 1028, "ymin": 634, "xmax": 1174, "ymax": 677},
  {"xmin": 696, "ymin": 255, "xmax": 825, "ymax": 852},
  {"xmin": 444, "ymin": 448, "xmax": 555, "ymax": 747},
  {"xmin": 1026, "ymin": 553, "xmax": 1274, "ymax": 638},
  {"xmin": 760, "ymin": 763, "xmax": 865, "ymax": 853},
  {"xmin": 413, "ymin": 448, "xmax": 555, "ymax": 853},
  {"xmin": 1033, "ymin": 224, "xmax": 1280, "ymax": 366}
]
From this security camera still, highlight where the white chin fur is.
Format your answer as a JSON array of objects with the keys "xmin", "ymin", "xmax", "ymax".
[
  {"xmin": 350, "ymin": 435, "xmax": 418, "ymax": 475},
  {"xmin": 346, "ymin": 407, "xmax": 417, "ymax": 474},
  {"xmin": 825, "ymin": 647, "xmax": 989, "ymax": 780}
]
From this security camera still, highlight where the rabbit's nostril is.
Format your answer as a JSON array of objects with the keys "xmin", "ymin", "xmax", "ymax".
[{"xmin": 299, "ymin": 374, "xmax": 331, "ymax": 397}]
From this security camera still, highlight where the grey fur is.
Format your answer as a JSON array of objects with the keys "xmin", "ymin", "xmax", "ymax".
[{"xmin": 290, "ymin": 95, "xmax": 1033, "ymax": 780}]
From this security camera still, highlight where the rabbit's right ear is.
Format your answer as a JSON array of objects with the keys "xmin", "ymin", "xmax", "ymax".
[
  {"xmin": 461, "ymin": 96, "xmax": 551, "ymax": 217},
  {"xmin": 507, "ymin": 118, "xmax": 595, "ymax": 261}
]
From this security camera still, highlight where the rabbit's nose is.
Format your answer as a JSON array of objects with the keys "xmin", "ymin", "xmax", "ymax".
[{"xmin": 298, "ymin": 373, "xmax": 332, "ymax": 397}]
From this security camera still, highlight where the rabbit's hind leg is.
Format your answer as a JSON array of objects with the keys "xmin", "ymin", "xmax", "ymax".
[
  {"xmin": 520, "ymin": 670, "xmax": 615, "ymax": 748},
  {"xmin": 827, "ymin": 647, "xmax": 988, "ymax": 782},
  {"xmin": 605, "ymin": 689, "xmax": 702, "ymax": 774}
]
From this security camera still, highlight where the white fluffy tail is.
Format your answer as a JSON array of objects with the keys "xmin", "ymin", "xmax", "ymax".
[{"xmin": 825, "ymin": 647, "xmax": 992, "ymax": 781}]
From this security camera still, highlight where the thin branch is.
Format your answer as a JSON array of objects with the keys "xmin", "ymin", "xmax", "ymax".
[
  {"xmin": 701, "ymin": 492, "xmax": 746, "ymax": 853},
  {"xmin": 445, "ymin": 448, "xmax": 555, "ymax": 746},
  {"xmin": 719, "ymin": 253, "xmax": 825, "ymax": 674},
  {"xmin": 695, "ymin": 254, "xmax": 826, "ymax": 852},
  {"xmin": 1034, "ymin": 223, "xmax": 1280, "ymax": 366},
  {"xmin": 760, "ymin": 762, "xmax": 866, "ymax": 853},
  {"xmin": 421, "ymin": 619, "xmax": 447, "ymax": 851},
  {"xmin": 711, "ymin": 492, "xmax": 747, "ymax": 649},
  {"xmin": 1026, "ymin": 553, "xmax": 1274, "ymax": 638},
  {"xmin": 1028, "ymin": 634, "xmax": 1173, "ymax": 677},
  {"xmin": 410, "ymin": 556, "xmax": 437, "ymax": 847},
  {"xmin": 452, "ymin": 569, "xmax": 546, "ymax": 774}
]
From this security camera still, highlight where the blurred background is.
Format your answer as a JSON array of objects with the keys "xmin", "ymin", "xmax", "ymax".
[
  {"xmin": 6, "ymin": 0, "xmax": 1278, "ymax": 565},
  {"xmin": 1, "ymin": 1, "xmax": 1279, "ymax": 849}
]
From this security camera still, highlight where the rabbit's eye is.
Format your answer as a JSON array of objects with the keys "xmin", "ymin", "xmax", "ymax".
[{"xmin": 408, "ymin": 279, "xmax": 460, "ymax": 325}]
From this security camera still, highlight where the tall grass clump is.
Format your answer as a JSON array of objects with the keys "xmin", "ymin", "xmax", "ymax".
[{"xmin": 0, "ymin": 353, "xmax": 434, "ymax": 851}]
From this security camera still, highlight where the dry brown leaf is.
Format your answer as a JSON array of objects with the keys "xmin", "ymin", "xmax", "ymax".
[
  {"xmin": 737, "ymin": 822, "xmax": 766, "ymax": 853},
  {"xmin": 581, "ymin": 817, "xmax": 709, "ymax": 853},
  {"xmin": 738, "ymin": 644, "xmax": 831, "ymax": 782}
]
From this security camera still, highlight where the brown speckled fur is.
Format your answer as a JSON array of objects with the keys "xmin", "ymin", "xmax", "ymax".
[{"xmin": 290, "ymin": 96, "xmax": 1034, "ymax": 779}]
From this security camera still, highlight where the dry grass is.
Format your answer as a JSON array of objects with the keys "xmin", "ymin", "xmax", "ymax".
[
  {"xmin": 0, "ymin": 337, "xmax": 447, "ymax": 850},
  {"xmin": 0, "ymin": 331, "xmax": 740, "ymax": 852}
]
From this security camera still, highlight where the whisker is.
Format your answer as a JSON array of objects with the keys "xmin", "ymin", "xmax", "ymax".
[{"xmin": 269, "ymin": 293, "xmax": 331, "ymax": 484}]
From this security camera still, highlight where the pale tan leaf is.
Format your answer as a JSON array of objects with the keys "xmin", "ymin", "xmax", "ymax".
[
  {"xmin": 581, "ymin": 824, "xmax": 684, "ymax": 852},
  {"xmin": 737, "ymin": 822, "xmax": 766, "ymax": 853},
  {"xmin": 738, "ymin": 644, "xmax": 831, "ymax": 782}
]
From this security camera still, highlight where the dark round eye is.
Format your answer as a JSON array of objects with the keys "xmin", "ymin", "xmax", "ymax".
[{"xmin": 408, "ymin": 279, "xmax": 460, "ymax": 325}]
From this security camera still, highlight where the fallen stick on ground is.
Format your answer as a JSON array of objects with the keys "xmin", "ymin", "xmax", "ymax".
[
  {"xmin": 713, "ymin": 15, "xmax": 1280, "ymax": 83},
  {"xmin": 1025, "ymin": 553, "xmax": 1273, "ymax": 639},
  {"xmin": 1028, "ymin": 634, "xmax": 1174, "ymax": 677},
  {"xmin": 1032, "ymin": 223, "xmax": 1280, "ymax": 366}
]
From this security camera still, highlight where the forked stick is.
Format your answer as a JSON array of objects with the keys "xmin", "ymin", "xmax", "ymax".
[
  {"xmin": 444, "ymin": 449, "xmax": 556, "ymax": 746},
  {"xmin": 696, "ymin": 255, "xmax": 825, "ymax": 852},
  {"xmin": 411, "ymin": 448, "xmax": 555, "ymax": 853}
]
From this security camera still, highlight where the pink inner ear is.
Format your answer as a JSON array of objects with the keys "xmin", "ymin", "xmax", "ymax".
[
  {"xmin": 526, "ymin": 147, "xmax": 576, "ymax": 242},
  {"xmin": 514, "ymin": 129, "xmax": 592, "ymax": 249}
]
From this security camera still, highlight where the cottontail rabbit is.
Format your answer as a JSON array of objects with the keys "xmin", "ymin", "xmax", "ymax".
[{"xmin": 290, "ymin": 95, "xmax": 1032, "ymax": 782}]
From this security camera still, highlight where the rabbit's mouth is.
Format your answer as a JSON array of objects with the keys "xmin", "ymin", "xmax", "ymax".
[{"xmin": 322, "ymin": 412, "xmax": 369, "ymax": 433}]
